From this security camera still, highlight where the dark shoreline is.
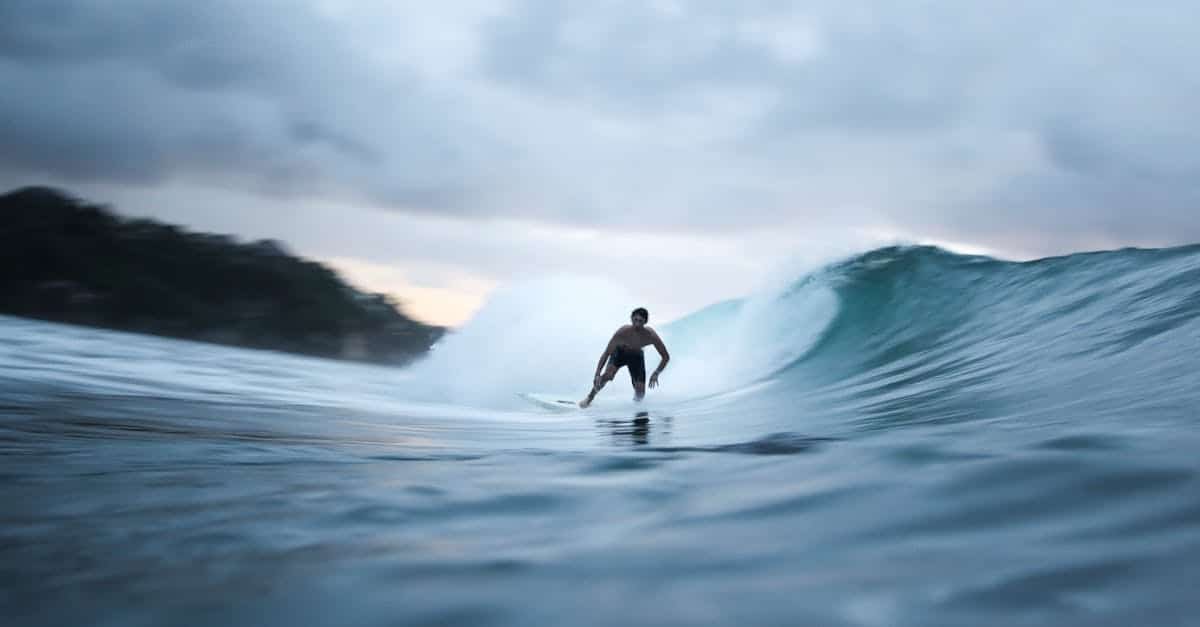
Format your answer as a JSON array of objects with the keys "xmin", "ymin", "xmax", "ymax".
[{"xmin": 1, "ymin": 186, "xmax": 444, "ymax": 365}]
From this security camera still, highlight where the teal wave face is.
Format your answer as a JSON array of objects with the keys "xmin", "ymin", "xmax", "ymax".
[
  {"xmin": 664, "ymin": 244, "xmax": 1200, "ymax": 435},
  {"xmin": 774, "ymin": 245, "xmax": 1200, "ymax": 434}
]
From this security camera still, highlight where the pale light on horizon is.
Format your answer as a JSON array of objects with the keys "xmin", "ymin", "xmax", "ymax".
[{"xmin": 322, "ymin": 256, "xmax": 496, "ymax": 327}]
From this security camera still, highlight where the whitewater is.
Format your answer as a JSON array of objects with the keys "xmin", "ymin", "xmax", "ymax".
[{"xmin": 2, "ymin": 244, "xmax": 1199, "ymax": 626}]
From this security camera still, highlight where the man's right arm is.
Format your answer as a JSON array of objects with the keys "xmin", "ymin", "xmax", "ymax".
[{"xmin": 595, "ymin": 336, "xmax": 616, "ymax": 376}]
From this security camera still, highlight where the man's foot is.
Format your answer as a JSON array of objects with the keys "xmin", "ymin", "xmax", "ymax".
[{"xmin": 578, "ymin": 397, "xmax": 592, "ymax": 408}]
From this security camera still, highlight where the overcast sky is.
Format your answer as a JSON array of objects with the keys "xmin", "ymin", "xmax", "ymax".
[{"xmin": 3, "ymin": 0, "xmax": 1199, "ymax": 325}]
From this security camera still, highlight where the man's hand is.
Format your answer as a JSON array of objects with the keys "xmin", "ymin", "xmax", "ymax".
[{"xmin": 649, "ymin": 372, "xmax": 660, "ymax": 388}]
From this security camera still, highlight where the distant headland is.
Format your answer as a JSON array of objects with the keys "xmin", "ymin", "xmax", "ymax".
[{"xmin": 0, "ymin": 186, "xmax": 444, "ymax": 365}]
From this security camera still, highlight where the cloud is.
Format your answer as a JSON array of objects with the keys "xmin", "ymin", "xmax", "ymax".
[
  {"xmin": 0, "ymin": 0, "xmax": 498, "ymax": 208},
  {"xmin": 3, "ymin": 0, "xmax": 1200, "ymax": 259},
  {"xmin": 472, "ymin": 0, "xmax": 1200, "ymax": 244}
]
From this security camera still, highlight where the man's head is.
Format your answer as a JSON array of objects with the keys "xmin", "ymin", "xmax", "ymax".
[{"xmin": 631, "ymin": 307, "xmax": 649, "ymax": 327}]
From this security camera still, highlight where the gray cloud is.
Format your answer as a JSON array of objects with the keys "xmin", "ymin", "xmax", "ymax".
[
  {"xmin": 480, "ymin": 1, "xmax": 782, "ymax": 112},
  {"xmin": 3, "ymin": 0, "xmax": 1200, "ymax": 252},
  {"xmin": 0, "ymin": 0, "xmax": 494, "ymax": 209},
  {"xmin": 472, "ymin": 0, "xmax": 1200, "ymax": 246}
]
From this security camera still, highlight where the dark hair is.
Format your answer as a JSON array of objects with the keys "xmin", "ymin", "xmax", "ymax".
[{"xmin": 631, "ymin": 307, "xmax": 649, "ymax": 321}]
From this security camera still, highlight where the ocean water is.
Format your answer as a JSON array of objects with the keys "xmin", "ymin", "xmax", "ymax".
[{"xmin": 2, "ymin": 244, "xmax": 1199, "ymax": 626}]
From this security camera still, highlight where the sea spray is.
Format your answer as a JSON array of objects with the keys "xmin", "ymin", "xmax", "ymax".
[{"xmin": 403, "ymin": 275, "xmax": 636, "ymax": 407}]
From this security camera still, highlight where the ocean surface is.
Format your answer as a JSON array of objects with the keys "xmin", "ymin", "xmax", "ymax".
[{"xmin": 2, "ymin": 244, "xmax": 1199, "ymax": 626}]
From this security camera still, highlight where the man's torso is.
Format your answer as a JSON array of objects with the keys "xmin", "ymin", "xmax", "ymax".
[{"xmin": 612, "ymin": 325, "xmax": 654, "ymax": 349}]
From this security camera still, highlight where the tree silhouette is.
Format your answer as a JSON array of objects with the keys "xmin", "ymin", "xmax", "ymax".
[{"xmin": 0, "ymin": 186, "xmax": 444, "ymax": 364}]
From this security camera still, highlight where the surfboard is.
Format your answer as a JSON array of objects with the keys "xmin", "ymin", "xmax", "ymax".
[{"xmin": 518, "ymin": 392, "xmax": 580, "ymax": 412}]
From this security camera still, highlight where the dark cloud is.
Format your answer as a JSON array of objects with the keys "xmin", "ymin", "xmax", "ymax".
[
  {"xmin": 287, "ymin": 121, "xmax": 380, "ymax": 165},
  {"xmin": 0, "ymin": 1, "xmax": 272, "ymax": 87},
  {"xmin": 470, "ymin": 0, "xmax": 1200, "ymax": 247},
  {"xmin": 0, "ymin": 0, "xmax": 493, "ymax": 209},
  {"xmin": 2, "ymin": 0, "xmax": 1200, "ymax": 252},
  {"xmin": 479, "ymin": 1, "xmax": 781, "ymax": 113},
  {"xmin": 477, "ymin": 1, "xmax": 968, "ymax": 130}
]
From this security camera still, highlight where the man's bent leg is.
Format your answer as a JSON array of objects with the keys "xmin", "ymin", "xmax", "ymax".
[
  {"xmin": 630, "ymin": 351, "xmax": 648, "ymax": 402},
  {"xmin": 581, "ymin": 364, "xmax": 620, "ymax": 407}
]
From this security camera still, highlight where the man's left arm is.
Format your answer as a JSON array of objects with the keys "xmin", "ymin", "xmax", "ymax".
[{"xmin": 649, "ymin": 330, "xmax": 670, "ymax": 388}]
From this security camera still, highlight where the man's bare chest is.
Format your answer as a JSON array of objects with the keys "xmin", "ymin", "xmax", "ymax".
[{"xmin": 614, "ymin": 328, "xmax": 651, "ymax": 348}]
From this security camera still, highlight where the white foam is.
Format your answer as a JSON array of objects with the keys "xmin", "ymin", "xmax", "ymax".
[
  {"xmin": 401, "ymin": 275, "xmax": 635, "ymax": 408},
  {"xmin": 657, "ymin": 277, "xmax": 839, "ymax": 401},
  {"xmin": 399, "ymin": 265, "xmax": 840, "ymax": 410}
]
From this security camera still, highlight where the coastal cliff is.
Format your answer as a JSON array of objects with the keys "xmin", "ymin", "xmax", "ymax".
[{"xmin": 0, "ymin": 186, "xmax": 444, "ymax": 365}]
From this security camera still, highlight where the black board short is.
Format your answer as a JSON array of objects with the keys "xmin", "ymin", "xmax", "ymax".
[{"xmin": 609, "ymin": 346, "xmax": 646, "ymax": 384}]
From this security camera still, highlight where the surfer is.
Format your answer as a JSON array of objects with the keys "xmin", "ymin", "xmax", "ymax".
[{"xmin": 579, "ymin": 307, "xmax": 670, "ymax": 408}]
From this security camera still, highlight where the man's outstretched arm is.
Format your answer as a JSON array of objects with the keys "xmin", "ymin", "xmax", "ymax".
[
  {"xmin": 648, "ymin": 330, "xmax": 670, "ymax": 388},
  {"xmin": 594, "ymin": 337, "xmax": 616, "ymax": 382}
]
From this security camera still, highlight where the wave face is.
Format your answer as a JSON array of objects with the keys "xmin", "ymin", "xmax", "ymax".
[
  {"xmin": 664, "ymin": 244, "xmax": 1200, "ymax": 431},
  {"xmin": 3, "ymin": 244, "xmax": 1200, "ymax": 627}
]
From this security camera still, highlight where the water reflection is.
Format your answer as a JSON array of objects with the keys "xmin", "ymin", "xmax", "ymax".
[{"xmin": 597, "ymin": 411, "xmax": 672, "ymax": 446}]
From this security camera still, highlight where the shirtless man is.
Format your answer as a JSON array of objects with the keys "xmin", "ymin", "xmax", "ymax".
[{"xmin": 579, "ymin": 307, "xmax": 670, "ymax": 408}]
